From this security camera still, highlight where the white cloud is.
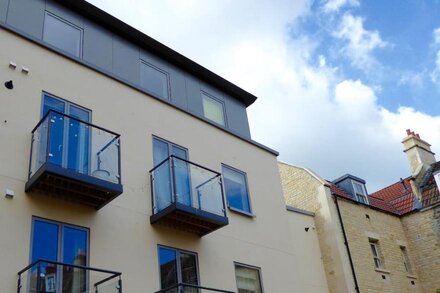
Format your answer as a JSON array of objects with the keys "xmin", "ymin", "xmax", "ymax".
[
  {"xmin": 434, "ymin": 27, "xmax": 440, "ymax": 45},
  {"xmin": 322, "ymin": 0, "xmax": 360, "ymax": 13},
  {"xmin": 87, "ymin": 0, "xmax": 440, "ymax": 191},
  {"xmin": 334, "ymin": 13, "xmax": 388, "ymax": 71},
  {"xmin": 431, "ymin": 28, "xmax": 440, "ymax": 84},
  {"xmin": 399, "ymin": 71, "xmax": 425, "ymax": 89}
]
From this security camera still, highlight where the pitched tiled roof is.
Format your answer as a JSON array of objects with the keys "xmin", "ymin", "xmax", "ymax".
[
  {"xmin": 328, "ymin": 182, "xmax": 400, "ymax": 215},
  {"xmin": 370, "ymin": 177, "xmax": 415, "ymax": 215}
]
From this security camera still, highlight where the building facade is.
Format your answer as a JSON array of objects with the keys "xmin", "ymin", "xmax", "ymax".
[
  {"xmin": 0, "ymin": 0, "xmax": 329, "ymax": 292},
  {"xmin": 279, "ymin": 130, "xmax": 440, "ymax": 293}
]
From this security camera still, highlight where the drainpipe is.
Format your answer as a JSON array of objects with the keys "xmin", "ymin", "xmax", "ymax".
[{"xmin": 333, "ymin": 195, "xmax": 360, "ymax": 293}]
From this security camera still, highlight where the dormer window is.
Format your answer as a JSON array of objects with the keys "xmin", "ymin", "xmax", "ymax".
[{"xmin": 352, "ymin": 181, "xmax": 368, "ymax": 204}]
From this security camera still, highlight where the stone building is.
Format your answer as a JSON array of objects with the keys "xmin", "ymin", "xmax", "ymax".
[{"xmin": 279, "ymin": 130, "xmax": 440, "ymax": 293}]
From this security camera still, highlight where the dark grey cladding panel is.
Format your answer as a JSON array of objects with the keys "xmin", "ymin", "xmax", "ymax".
[
  {"xmin": 45, "ymin": 0, "xmax": 83, "ymax": 27},
  {"xmin": 1, "ymin": 0, "xmax": 253, "ymax": 139},
  {"xmin": 185, "ymin": 75, "xmax": 203, "ymax": 115},
  {"xmin": 112, "ymin": 34, "xmax": 140, "ymax": 83},
  {"xmin": 6, "ymin": 0, "xmax": 45, "ymax": 38},
  {"xmin": 224, "ymin": 95, "xmax": 251, "ymax": 138},
  {"xmin": 0, "ymin": 0, "xmax": 9, "ymax": 22},
  {"xmin": 169, "ymin": 65, "xmax": 187, "ymax": 109},
  {"xmin": 83, "ymin": 19, "xmax": 112, "ymax": 72}
]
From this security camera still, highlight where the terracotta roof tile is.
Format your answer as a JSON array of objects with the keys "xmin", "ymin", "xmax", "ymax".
[{"xmin": 371, "ymin": 177, "xmax": 416, "ymax": 215}]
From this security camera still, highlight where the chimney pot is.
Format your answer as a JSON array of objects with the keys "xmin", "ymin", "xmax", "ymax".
[
  {"xmin": 416, "ymin": 133, "xmax": 420, "ymax": 139},
  {"xmin": 406, "ymin": 129, "xmax": 411, "ymax": 135}
]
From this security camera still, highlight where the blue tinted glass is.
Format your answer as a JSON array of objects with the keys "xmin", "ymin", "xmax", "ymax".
[
  {"xmin": 67, "ymin": 106, "xmax": 90, "ymax": 173},
  {"xmin": 62, "ymin": 226, "xmax": 87, "ymax": 265},
  {"xmin": 140, "ymin": 63, "xmax": 169, "ymax": 99},
  {"xmin": 153, "ymin": 138, "xmax": 169, "ymax": 166},
  {"xmin": 43, "ymin": 13, "xmax": 82, "ymax": 57},
  {"xmin": 223, "ymin": 167, "xmax": 250, "ymax": 213},
  {"xmin": 159, "ymin": 247, "xmax": 177, "ymax": 289},
  {"xmin": 43, "ymin": 95, "xmax": 65, "ymax": 166},
  {"xmin": 31, "ymin": 220, "xmax": 59, "ymax": 262},
  {"xmin": 43, "ymin": 95, "xmax": 65, "ymax": 116}
]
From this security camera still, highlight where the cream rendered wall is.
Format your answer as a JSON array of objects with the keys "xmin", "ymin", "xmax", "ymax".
[
  {"xmin": 286, "ymin": 209, "xmax": 329, "ymax": 293},
  {"xmin": 0, "ymin": 28, "xmax": 324, "ymax": 292},
  {"xmin": 279, "ymin": 163, "xmax": 356, "ymax": 293}
]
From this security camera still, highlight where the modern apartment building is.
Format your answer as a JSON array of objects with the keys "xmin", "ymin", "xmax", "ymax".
[
  {"xmin": 279, "ymin": 130, "xmax": 440, "ymax": 293},
  {"xmin": 0, "ymin": 0, "xmax": 329, "ymax": 292}
]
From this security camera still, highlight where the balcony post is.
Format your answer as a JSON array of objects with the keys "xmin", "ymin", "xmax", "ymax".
[
  {"xmin": 46, "ymin": 112, "xmax": 53, "ymax": 163},
  {"xmin": 17, "ymin": 274, "xmax": 21, "ymax": 293},
  {"xmin": 118, "ymin": 276, "xmax": 122, "ymax": 293},
  {"xmin": 219, "ymin": 177, "xmax": 227, "ymax": 216},
  {"xmin": 170, "ymin": 156, "xmax": 177, "ymax": 204},
  {"xmin": 36, "ymin": 262, "xmax": 41, "ymax": 293}
]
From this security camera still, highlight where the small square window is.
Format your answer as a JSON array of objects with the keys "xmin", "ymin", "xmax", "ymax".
[
  {"xmin": 43, "ymin": 12, "xmax": 82, "ymax": 57},
  {"xmin": 223, "ymin": 165, "xmax": 251, "ymax": 214},
  {"xmin": 140, "ymin": 61, "xmax": 169, "ymax": 100},
  {"xmin": 235, "ymin": 263, "xmax": 263, "ymax": 293},
  {"xmin": 202, "ymin": 93, "xmax": 226, "ymax": 126}
]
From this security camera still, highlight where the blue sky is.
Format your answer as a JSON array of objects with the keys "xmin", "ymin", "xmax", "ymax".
[{"xmin": 88, "ymin": 0, "xmax": 440, "ymax": 191}]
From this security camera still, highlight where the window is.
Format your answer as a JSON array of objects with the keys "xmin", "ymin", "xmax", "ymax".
[
  {"xmin": 369, "ymin": 239, "xmax": 384, "ymax": 269},
  {"xmin": 235, "ymin": 263, "xmax": 263, "ymax": 293},
  {"xmin": 41, "ymin": 94, "xmax": 91, "ymax": 174},
  {"xmin": 43, "ymin": 12, "xmax": 83, "ymax": 57},
  {"xmin": 202, "ymin": 93, "xmax": 226, "ymax": 126},
  {"xmin": 400, "ymin": 246, "xmax": 413, "ymax": 274},
  {"xmin": 222, "ymin": 165, "xmax": 251, "ymax": 214},
  {"xmin": 30, "ymin": 218, "xmax": 88, "ymax": 291},
  {"xmin": 152, "ymin": 137, "xmax": 191, "ymax": 211},
  {"xmin": 140, "ymin": 61, "xmax": 170, "ymax": 100},
  {"xmin": 158, "ymin": 246, "xmax": 199, "ymax": 291},
  {"xmin": 352, "ymin": 181, "xmax": 368, "ymax": 204}
]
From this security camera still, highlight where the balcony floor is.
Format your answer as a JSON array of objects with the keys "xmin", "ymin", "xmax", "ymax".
[
  {"xmin": 150, "ymin": 203, "xmax": 229, "ymax": 236},
  {"xmin": 25, "ymin": 162, "xmax": 123, "ymax": 209}
]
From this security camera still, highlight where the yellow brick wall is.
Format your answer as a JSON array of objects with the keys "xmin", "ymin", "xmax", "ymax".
[
  {"xmin": 278, "ymin": 162, "xmax": 321, "ymax": 213},
  {"xmin": 279, "ymin": 163, "xmax": 355, "ymax": 293},
  {"xmin": 401, "ymin": 205, "xmax": 440, "ymax": 293},
  {"xmin": 338, "ymin": 199, "xmax": 422, "ymax": 293}
]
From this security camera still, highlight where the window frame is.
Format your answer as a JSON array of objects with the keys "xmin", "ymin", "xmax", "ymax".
[
  {"xmin": 222, "ymin": 164, "xmax": 253, "ymax": 217},
  {"xmin": 369, "ymin": 239, "xmax": 384, "ymax": 270},
  {"xmin": 234, "ymin": 262, "xmax": 264, "ymax": 293},
  {"xmin": 157, "ymin": 245, "xmax": 200, "ymax": 290},
  {"xmin": 400, "ymin": 246, "xmax": 413, "ymax": 274},
  {"xmin": 43, "ymin": 11, "xmax": 84, "ymax": 58},
  {"xmin": 140, "ymin": 60, "xmax": 171, "ymax": 100},
  {"xmin": 352, "ymin": 180, "xmax": 369, "ymax": 204},
  {"xmin": 29, "ymin": 216, "xmax": 90, "ymax": 266},
  {"xmin": 201, "ymin": 91, "xmax": 227, "ymax": 127}
]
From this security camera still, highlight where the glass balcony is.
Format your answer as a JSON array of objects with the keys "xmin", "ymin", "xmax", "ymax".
[
  {"xmin": 150, "ymin": 156, "xmax": 228, "ymax": 236},
  {"xmin": 17, "ymin": 259, "xmax": 122, "ymax": 293},
  {"xmin": 154, "ymin": 283, "xmax": 235, "ymax": 293},
  {"xmin": 25, "ymin": 110, "xmax": 123, "ymax": 209}
]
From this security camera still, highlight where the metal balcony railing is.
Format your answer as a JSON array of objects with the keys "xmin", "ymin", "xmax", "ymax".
[
  {"xmin": 25, "ymin": 110, "xmax": 123, "ymax": 209},
  {"xmin": 149, "ymin": 156, "xmax": 228, "ymax": 236},
  {"xmin": 28, "ymin": 109, "xmax": 121, "ymax": 184},
  {"xmin": 17, "ymin": 259, "xmax": 122, "ymax": 293},
  {"xmin": 154, "ymin": 283, "xmax": 235, "ymax": 293}
]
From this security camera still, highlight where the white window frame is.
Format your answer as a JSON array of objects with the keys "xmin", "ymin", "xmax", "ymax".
[
  {"xmin": 234, "ymin": 262, "xmax": 264, "ymax": 293},
  {"xmin": 369, "ymin": 240, "xmax": 383, "ymax": 269},
  {"xmin": 201, "ymin": 92, "xmax": 227, "ymax": 127},
  {"xmin": 400, "ymin": 246, "xmax": 413, "ymax": 274},
  {"xmin": 352, "ymin": 181, "xmax": 369, "ymax": 204}
]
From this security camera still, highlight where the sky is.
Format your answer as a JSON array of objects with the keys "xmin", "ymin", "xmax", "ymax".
[{"xmin": 88, "ymin": 0, "xmax": 440, "ymax": 191}]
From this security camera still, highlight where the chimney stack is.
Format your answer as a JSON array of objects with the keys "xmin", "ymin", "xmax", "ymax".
[{"xmin": 402, "ymin": 129, "xmax": 436, "ymax": 177}]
